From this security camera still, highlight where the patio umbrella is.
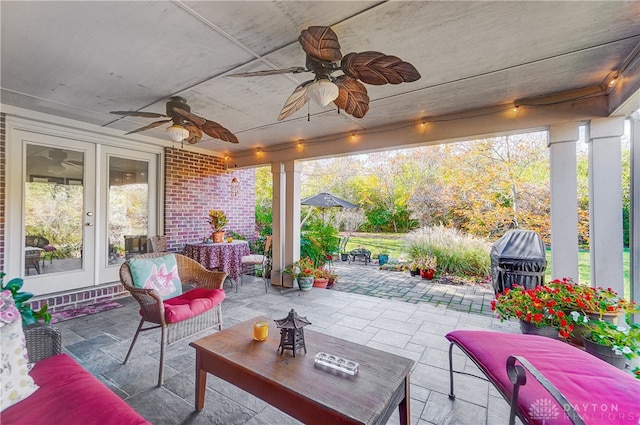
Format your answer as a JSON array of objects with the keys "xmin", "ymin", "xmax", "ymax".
[{"xmin": 300, "ymin": 192, "xmax": 358, "ymax": 225}]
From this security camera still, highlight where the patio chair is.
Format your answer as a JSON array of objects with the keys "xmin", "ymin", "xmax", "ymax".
[
  {"xmin": 25, "ymin": 249, "xmax": 42, "ymax": 275},
  {"xmin": 119, "ymin": 252, "xmax": 227, "ymax": 386},
  {"xmin": 149, "ymin": 235, "xmax": 169, "ymax": 252},
  {"xmin": 25, "ymin": 235, "xmax": 57, "ymax": 267},
  {"xmin": 240, "ymin": 236, "xmax": 272, "ymax": 293}
]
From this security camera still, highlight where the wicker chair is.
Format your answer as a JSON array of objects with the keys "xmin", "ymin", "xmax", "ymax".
[
  {"xmin": 119, "ymin": 252, "xmax": 227, "ymax": 386},
  {"xmin": 24, "ymin": 323, "xmax": 62, "ymax": 362}
]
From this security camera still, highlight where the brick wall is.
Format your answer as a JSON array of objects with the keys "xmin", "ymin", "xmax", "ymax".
[
  {"xmin": 0, "ymin": 113, "xmax": 5, "ymax": 271},
  {"xmin": 164, "ymin": 147, "xmax": 256, "ymax": 251}
]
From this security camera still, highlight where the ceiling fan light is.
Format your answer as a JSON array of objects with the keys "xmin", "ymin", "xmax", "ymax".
[
  {"xmin": 166, "ymin": 124, "xmax": 189, "ymax": 142},
  {"xmin": 309, "ymin": 79, "xmax": 339, "ymax": 107}
]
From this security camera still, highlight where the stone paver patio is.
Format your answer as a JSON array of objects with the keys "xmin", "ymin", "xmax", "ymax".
[{"xmin": 54, "ymin": 274, "xmax": 521, "ymax": 425}]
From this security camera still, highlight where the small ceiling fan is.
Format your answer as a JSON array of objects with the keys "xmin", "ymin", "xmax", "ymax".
[
  {"xmin": 229, "ymin": 26, "xmax": 421, "ymax": 120},
  {"xmin": 111, "ymin": 96, "xmax": 238, "ymax": 144}
]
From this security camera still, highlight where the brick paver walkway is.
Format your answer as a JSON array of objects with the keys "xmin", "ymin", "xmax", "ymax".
[{"xmin": 328, "ymin": 260, "xmax": 497, "ymax": 317}]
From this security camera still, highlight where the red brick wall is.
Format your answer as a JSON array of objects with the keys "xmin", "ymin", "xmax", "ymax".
[
  {"xmin": 164, "ymin": 147, "xmax": 256, "ymax": 251},
  {"xmin": 0, "ymin": 113, "xmax": 5, "ymax": 271}
]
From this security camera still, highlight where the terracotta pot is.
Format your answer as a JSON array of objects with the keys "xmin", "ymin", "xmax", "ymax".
[
  {"xmin": 420, "ymin": 268, "xmax": 435, "ymax": 280},
  {"xmin": 313, "ymin": 278, "xmax": 329, "ymax": 289},
  {"xmin": 212, "ymin": 231, "xmax": 225, "ymax": 243},
  {"xmin": 519, "ymin": 319, "xmax": 559, "ymax": 339}
]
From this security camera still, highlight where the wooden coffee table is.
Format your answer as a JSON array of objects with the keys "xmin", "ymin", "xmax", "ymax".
[{"xmin": 190, "ymin": 316, "xmax": 414, "ymax": 425}]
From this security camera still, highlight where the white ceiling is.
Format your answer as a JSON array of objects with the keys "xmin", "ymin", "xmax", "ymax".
[{"xmin": 2, "ymin": 1, "xmax": 639, "ymax": 160}]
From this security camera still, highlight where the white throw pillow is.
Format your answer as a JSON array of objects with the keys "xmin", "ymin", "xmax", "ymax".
[{"xmin": 0, "ymin": 290, "xmax": 39, "ymax": 412}]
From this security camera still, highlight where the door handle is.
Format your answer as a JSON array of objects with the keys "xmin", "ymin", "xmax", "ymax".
[{"xmin": 85, "ymin": 223, "xmax": 93, "ymax": 226}]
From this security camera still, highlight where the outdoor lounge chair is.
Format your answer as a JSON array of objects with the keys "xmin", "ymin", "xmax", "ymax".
[
  {"xmin": 119, "ymin": 252, "xmax": 227, "ymax": 386},
  {"xmin": 240, "ymin": 235, "xmax": 272, "ymax": 293}
]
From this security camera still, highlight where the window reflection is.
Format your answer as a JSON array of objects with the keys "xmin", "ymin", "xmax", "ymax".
[
  {"xmin": 108, "ymin": 157, "xmax": 149, "ymax": 265},
  {"xmin": 24, "ymin": 145, "xmax": 84, "ymax": 275}
]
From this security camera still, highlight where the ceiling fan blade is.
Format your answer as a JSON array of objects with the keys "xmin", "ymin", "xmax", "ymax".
[
  {"xmin": 298, "ymin": 26, "xmax": 342, "ymax": 63},
  {"xmin": 124, "ymin": 119, "xmax": 172, "ymax": 135},
  {"xmin": 333, "ymin": 76, "xmax": 370, "ymax": 118},
  {"xmin": 228, "ymin": 67, "xmax": 307, "ymax": 77},
  {"xmin": 172, "ymin": 108, "xmax": 239, "ymax": 144},
  {"xmin": 341, "ymin": 51, "xmax": 421, "ymax": 85},
  {"xmin": 278, "ymin": 81, "xmax": 313, "ymax": 121},
  {"xmin": 184, "ymin": 122, "xmax": 203, "ymax": 144},
  {"xmin": 110, "ymin": 111, "xmax": 168, "ymax": 119}
]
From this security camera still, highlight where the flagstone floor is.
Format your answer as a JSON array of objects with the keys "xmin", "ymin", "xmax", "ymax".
[{"xmin": 54, "ymin": 273, "xmax": 524, "ymax": 425}]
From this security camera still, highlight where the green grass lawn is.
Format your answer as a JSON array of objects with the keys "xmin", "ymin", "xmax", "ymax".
[{"xmin": 343, "ymin": 233, "xmax": 632, "ymax": 297}]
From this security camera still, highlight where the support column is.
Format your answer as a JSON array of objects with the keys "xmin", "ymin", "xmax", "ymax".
[
  {"xmin": 548, "ymin": 122, "xmax": 580, "ymax": 281},
  {"xmin": 588, "ymin": 116, "xmax": 625, "ymax": 294},
  {"xmin": 630, "ymin": 111, "xmax": 640, "ymax": 318},
  {"xmin": 270, "ymin": 162, "xmax": 285, "ymax": 286},
  {"xmin": 283, "ymin": 160, "xmax": 301, "ymax": 288}
]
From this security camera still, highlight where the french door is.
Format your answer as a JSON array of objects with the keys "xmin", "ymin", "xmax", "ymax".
[{"xmin": 8, "ymin": 128, "xmax": 159, "ymax": 295}]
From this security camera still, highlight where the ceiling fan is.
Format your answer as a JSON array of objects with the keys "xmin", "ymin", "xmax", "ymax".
[
  {"xmin": 111, "ymin": 96, "xmax": 238, "ymax": 144},
  {"xmin": 229, "ymin": 26, "xmax": 421, "ymax": 120}
]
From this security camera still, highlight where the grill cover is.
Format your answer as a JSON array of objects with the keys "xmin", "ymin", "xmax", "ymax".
[{"xmin": 490, "ymin": 230, "xmax": 547, "ymax": 294}]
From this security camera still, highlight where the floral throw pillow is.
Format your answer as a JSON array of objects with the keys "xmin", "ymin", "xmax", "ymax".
[
  {"xmin": 0, "ymin": 290, "xmax": 39, "ymax": 412},
  {"xmin": 128, "ymin": 254, "xmax": 183, "ymax": 300}
]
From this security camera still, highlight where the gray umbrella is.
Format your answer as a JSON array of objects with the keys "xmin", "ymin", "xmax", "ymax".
[
  {"xmin": 300, "ymin": 192, "xmax": 358, "ymax": 224},
  {"xmin": 301, "ymin": 192, "xmax": 358, "ymax": 209}
]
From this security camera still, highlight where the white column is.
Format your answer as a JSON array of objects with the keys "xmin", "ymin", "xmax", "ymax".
[
  {"xmin": 630, "ymin": 111, "xmax": 640, "ymax": 317},
  {"xmin": 588, "ymin": 116, "xmax": 625, "ymax": 294},
  {"xmin": 270, "ymin": 162, "xmax": 285, "ymax": 286},
  {"xmin": 548, "ymin": 123, "xmax": 580, "ymax": 281},
  {"xmin": 283, "ymin": 160, "xmax": 301, "ymax": 288}
]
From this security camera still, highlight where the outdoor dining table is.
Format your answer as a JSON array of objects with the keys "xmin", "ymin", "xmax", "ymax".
[{"xmin": 182, "ymin": 240, "xmax": 250, "ymax": 284}]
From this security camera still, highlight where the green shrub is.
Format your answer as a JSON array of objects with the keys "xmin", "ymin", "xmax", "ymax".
[{"xmin": 405, "ymin": 225, "xmax": 491, "ymax": 277}]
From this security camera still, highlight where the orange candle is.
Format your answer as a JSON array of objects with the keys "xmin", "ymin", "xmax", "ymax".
[{"xmin": 253, "ymin": 320, "xmax": 268, "ymax": 341}]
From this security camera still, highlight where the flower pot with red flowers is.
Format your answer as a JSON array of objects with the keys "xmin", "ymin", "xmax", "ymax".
[
  {"xmin": 283, "ymin": 257, "xmax": 315, "ymax": 291},
  {"xmin": 313, "ymin": 268, "xmax": 330, "ymax": 288},
  {"xmin": 491, "ymin": 284, "xmax": 573, "ymax": 340}
]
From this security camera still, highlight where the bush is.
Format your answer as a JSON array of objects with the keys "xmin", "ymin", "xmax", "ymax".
[{"xmin": 404, "ymin": 225, "xmax": 491, "ymax": 277}]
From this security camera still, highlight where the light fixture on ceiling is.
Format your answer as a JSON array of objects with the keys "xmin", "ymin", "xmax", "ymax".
[
  {"xmin": 308, "ymin": 78, "xmax": 339, "ymax": 106},
  {"xmin": 166, "ymin": 124, "xmax": 189, "ymax": 143},
  {"xmin": 231, "ymin": 177, "xmax": 240, "ymax": 198}
]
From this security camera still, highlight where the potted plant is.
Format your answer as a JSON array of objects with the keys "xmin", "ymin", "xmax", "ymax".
[
  {"xmin": 207, "ymin": 209, "xmax": 228, "ymax": 243},
  {"xmin": 491, "ymin": 284, "xmax": 574, "ymax": 339},
  {"xmin": 378, "ymin": 250, "xmax": 390, "ymax": 266},
  {"xmin": 417, "ymin": 255, "xmax": 437, "ymax": 280},
  {"xmin": 313, "ymin": 267, "xmax": 331, "ymax": 288},
  {"xmin": 284, "ymin": 257, "xmax": 315, "ymax": 291},
  {"xmin": 1, "ymin": 272, "xmax": 51, "ymax": 325},
  {"xmin": 574, "ymin": 313, "xmax": 640, "ymax": 371},
  {"xmin": 407, "ymin": 260, "xmax": 420, "ymax": 277},
  {"xmin": 328, "ymin": 272, "xmax": 338, "ymax": 287},
  {"xmin": 546, "ymin": 277, "xmax": 639, "ymax": 345}
]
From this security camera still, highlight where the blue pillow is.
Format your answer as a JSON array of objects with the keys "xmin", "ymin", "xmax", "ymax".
[{"xmin": 128, "ymin": 254, "xmax": 183, "ymax": 300}]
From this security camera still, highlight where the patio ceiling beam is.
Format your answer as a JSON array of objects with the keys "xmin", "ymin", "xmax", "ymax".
[{"xmin": 230, "ymin": 90, "xmax": 609, "ymax": 168}]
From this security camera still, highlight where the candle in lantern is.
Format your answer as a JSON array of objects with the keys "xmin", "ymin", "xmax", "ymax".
[{"xmin": 253, "ymin": 320, "xmax": 269, "ymax": 341}]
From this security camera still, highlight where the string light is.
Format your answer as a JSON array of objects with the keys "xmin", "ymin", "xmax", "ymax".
[
  {"xmin": 607, "ymin": 75, "xmax": 618, "ymax": 88},
  {"xmin": 350, "ymin": 133, "xmax": 357, "ymax": 142}
]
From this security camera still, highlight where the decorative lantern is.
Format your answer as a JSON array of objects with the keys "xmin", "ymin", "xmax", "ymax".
[{"xmin": 274, "ymin": 309, "xmax": 311, "ymax": 356}]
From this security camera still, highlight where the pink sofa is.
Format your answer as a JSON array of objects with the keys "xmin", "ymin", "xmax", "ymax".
[{"xmin": 2, "ymin": 325, "xmax": 150, "ymax": 425}]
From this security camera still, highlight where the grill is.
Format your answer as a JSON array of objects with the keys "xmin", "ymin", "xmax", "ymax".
[{"xmin": 490, "ymin": 230, "xmax": 547, "ymax": 294}]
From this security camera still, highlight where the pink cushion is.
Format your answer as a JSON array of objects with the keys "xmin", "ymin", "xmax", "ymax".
[
  {"xmin": 163, "ymin": 288, "xmax": 225, "ymax": 324},
  {"xmin": 446, "ymin": 330, "xmax": 640, "ymax": 425},
  {"xmin": 1, "ymin": 353, "xmax": 150, "ymax": 425}
]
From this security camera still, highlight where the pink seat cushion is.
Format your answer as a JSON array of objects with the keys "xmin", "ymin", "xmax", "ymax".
[
  {"xmin": 163, "ymin": 288, "xmax": 225, "ymax": 324},
  {"xmin": 2, "ymin": 353, "xmax": 150, "ymax": 425},
  {"xmin": 446, "ymin": 330, "xmax": 640, "ymax": 425}
]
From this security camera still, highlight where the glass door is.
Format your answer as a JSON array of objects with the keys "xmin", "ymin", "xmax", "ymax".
[
  {"xmin": 18, "ymin": 133, "xmax": 96, "ymax": 294},
  {"xmin": 98, "ymin": 146, "xmax": 158, "ymax": 284}
]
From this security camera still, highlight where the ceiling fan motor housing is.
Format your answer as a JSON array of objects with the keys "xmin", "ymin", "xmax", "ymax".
[{"xmin": 166, "ymin": 96, "xmax": 190, "ymax": 123}]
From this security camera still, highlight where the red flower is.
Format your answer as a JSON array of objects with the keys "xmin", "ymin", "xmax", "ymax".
[
  {"xmin": 490, "ymin": 300, "xmax": 496, "ymax": 311},
  {"xmin": 533, "ymin": 313, "xmax": 543, "ymax": 323}
]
